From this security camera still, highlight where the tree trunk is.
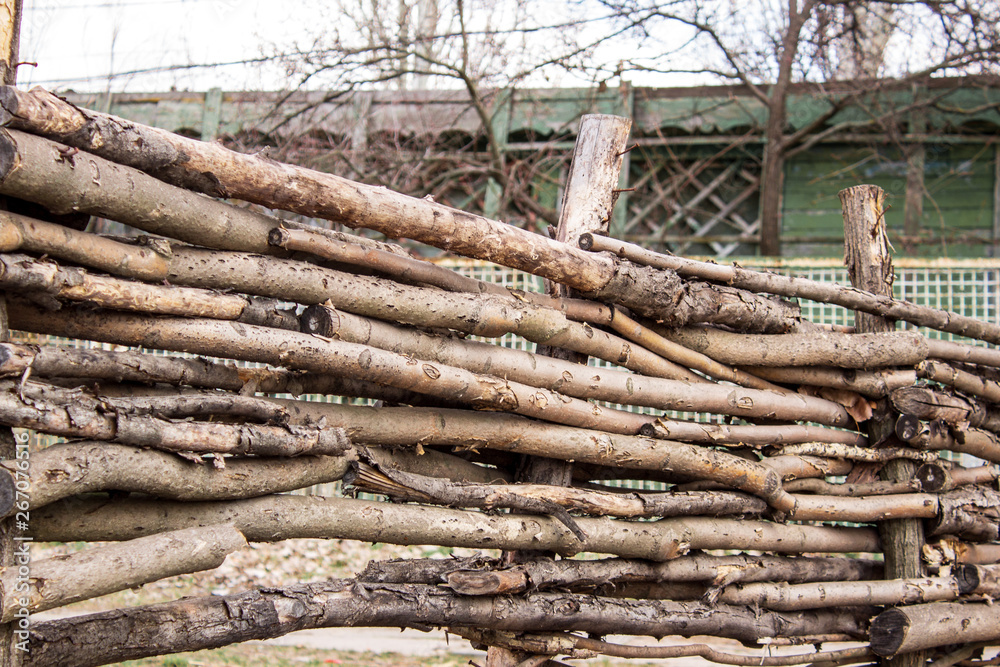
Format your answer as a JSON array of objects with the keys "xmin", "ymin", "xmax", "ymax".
[
  {"xmin": 0, "ymin": 524, "xmax": 244, "ymax": 622},
  {"xmin": 24, "ymin": 580, "xmax": 872, "ymax": 667},
  {"xmin": 27, "ymin": 495, "xmax": 881, "ymax": 558}
]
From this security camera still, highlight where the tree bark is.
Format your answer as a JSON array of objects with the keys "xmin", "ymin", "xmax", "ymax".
[
  {"xmin": 0, "ymin": 341, "xmax": 445, "ymax": 407},
  {"xmin": 0, "ymin": 523, "xmax": 245, "ymax": 623},
  {"xmin": 641, "ymin": 419, "xmax": 866, "ymax": 447},
  {"xmin": 0, "ymin": 211, "xmax": 169, "ymax": 281},
  {"xmin": 928, "ymin": 485, "xmax": 1000, "ymax": 542},
  {"xmin": 0, "ymin": 253, "xmax": 298, "ymax": 327},
  {"xmin": 359, "ymin": 553, "xmax": 882, "ymax": 591},
  {"xmin": 23, "ymin": 580, "xmax": 872, "ymax": 667},
  {"xmin": 0, "ymin": 379, "xmax": 351, "ymax": 457},
  {"xmin": 8, "ymin": 300, "xmax": 854, "ymax": 429},
  {"xmin": 0, "ymin": 441, "xmax": 354, "ymax": 515},
  {"xmin": 349, "ymin": 456, "xmax": 766, "ymax": 527},
  {"xmin": 300, "ymin": 304, "xmax": 717, "ymax": 408},
  {"xmin": 870, "ymin": 602, "xmax": 1000, "ymax": 657},
  {"xmin": 891, "ymin": 386, "xmax": 1000, "ymax": 433},
  {"xmin": 895, "ymin": 415, "xmax": 1000, "ymax": 464},
  {"xmin": 715, "ymin": 575, "xmax": 970, "ymax": 612},
  {"xmin": 737, "ymin": 365, "xmax": 916, "ymax": 399},
  {"xmin": 27, "ymin": 495, "xmax": 881, "ymax": 558},
  {"xmin": 658, "ymin": 327, "xmax": 927, "ymax": 369},
  {"xmin": 787, "ymin": 492, "xmax": 938, "ymax": 523},
  {"xmin": 918, "ymin": 360, "xmax": 1000, "ymax": 404},
  {"xmin": 170, "ymin": 246, "xmax": 698, "ymax": 381},
  {"xmin": 583, "ymin": 233, "xmax": 1000, "ymax": 346}
]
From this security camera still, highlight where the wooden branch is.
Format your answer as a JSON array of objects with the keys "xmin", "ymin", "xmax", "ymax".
[
  {"xmin": 787, "ymin": 492, "xmax": 939, "ymax": 523},
  {"xmin": 870, "ymin": 602, "xmax": 1000, "ymax": 657},
  {"xmin": 891, "ymin": 386, "xmax": 1000, "ymax": 433},
  {"xmin": 926, "ymin": 338, "xmax": 1000, "ymax": 369},
  {"xmin": 772, "ymin": 442, "xmax": 939, "ymax": 463},
  {"xmin": 715, "ymin": 575, "xmax": 971, "ymax": 612},
  {"xmin": 896, "ymin": 415, "xmax": 1000, "ymax": 464},
  {"xmin": 784, "ymin": 478, "xmax": 921, "ymax": 496},
  {"xmin": 0, "ymin": 379, "xmax": 352, "ymax": 456},
  {"xmin": 0, "ymin": 441, "xmax": 354, "ymax": 515},
  {"xmin": 349, "ymin": 454, "xmax": 766, "ymax": 526},
  {"xmin": 929, "ymin": 485, "xmax": 1000, "ymax": 542},
  {"xmin": 0, "ymin": 253, "xmax": 298, "ymax": 328},
  {"xmin": 28, "ymin": 495, "xmax": 881, "ymax": 558},
  {"xmin": 9, "ymin": 302, "xmax": 666, "ymax": 434},
  {"xmin": 0, "ymin": 523, "xmax": 245, "ymax": 622},
  {"xmin": 8, "ymin": 300, "xmax": 855, "ymax": 429},
  {"xmin": 642, "ymin": 418, "xmax": 866, "ymax": 447},
  {"xmin": 299, "ymin": 305, "xmax": 718, "ymax": 410},
  {"xmin": 358, "ymin": 553, "xmax": 883, "ymax": 591},
  {"xmin": 739, "ymin": 365, "xmax": 916, "ymax": 398},
  {"xmin": 962, "ymin": 563, "xmax": 1000, "ymax": 597},
  {"xmin": 918, "ymin": 360, "xmax": 1000, "ymax": 405},
  {"xmin": 271, "ymin": 225, "xmax": 501, "ymax": 295},
  {"xmin": 581, "ymin": 231, "xmax": 1000, "ymax": 346},
  {"xmin": 0, "ymin": 89, "xmax": 804, "ymax": 331},
  {"xmin": 608, "ymin": 308, "xmax": 781, "ymax": 391},
  {"xmin": 916, "ymin": 463, "xmax": 1000, "ymax": 493},
  {"xmin": 0, "ymin": 341, "xmax": 449, "ymax": 407},
  {"xmin": 659, "ymin": 326, "xmax": 928, "ymax": 369},
  {"xmin": 23, "ymin": 579, "xmax": 871, "ymax": 667},
  {"xmin": 171, "ymin": 246, "xmax": 698, "ymax": 382},
  {"xmin": 457, "ymin": 629, "xmax": 875, "ymax": 666},
  {"xmin": 0, "ymin": 210, "xmax": 169, "ymax": 281}
]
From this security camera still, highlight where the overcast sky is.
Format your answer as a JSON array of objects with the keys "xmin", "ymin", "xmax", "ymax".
[{"xmin": 18, "ymin": 0, "xmax": 312, "ymax": 93}]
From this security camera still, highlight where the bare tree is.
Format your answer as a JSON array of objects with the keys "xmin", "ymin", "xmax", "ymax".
[{"xmin": 592, "ymin": 0, "xmax": 1000, "ymax": 254}]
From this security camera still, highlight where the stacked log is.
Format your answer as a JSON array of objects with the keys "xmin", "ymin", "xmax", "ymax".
[{"xmin": 0, "ymin": 85, "xmax": 994, "ymax": 666}]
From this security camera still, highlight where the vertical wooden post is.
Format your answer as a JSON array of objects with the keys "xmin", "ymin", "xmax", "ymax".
[
  {"xmin": 610, "ymin": 82, "xmax": 634, "ymax": 240},
  {"xmin": 0, "ymin": 3, "xmax": 20, "ymax": 664},
  {"xmin": 841, "ymin": 184, "xmax": 924, "ymax": 667},
  {"xmin": 485, "ymin": 113, "xmax": 631, "ymax": 667}
]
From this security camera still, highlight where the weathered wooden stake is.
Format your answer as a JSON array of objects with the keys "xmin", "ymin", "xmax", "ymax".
[
  {"xmin": 494, "ymin": 113, "xmax": 631, "ymax": 666},
  {"xmin": 841, "ymin": 184, "xmax": 923, "ymax": 667}
]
